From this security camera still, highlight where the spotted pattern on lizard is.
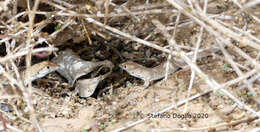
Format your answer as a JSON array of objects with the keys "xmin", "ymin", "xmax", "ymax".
[{"xmin": 0, "ymin": 61, "xmax": 59, "ymax": 86}]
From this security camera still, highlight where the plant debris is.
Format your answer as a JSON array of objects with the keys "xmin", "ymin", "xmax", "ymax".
[
  {"xmin": 75, "ymin": 69, "xmax": 112, "ymax": 98},
  {"xmin": 0, "ymin": 0, "xmax": 260, "ymax": 131},
  {"xmin": 52, "ymin": 49, "xmax": 114, "ymax": 87}
]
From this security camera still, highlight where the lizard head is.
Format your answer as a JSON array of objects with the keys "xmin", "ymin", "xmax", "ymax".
[
  {"xmin": 23, "ymin": 61, "xmax": 60, "ymax": 85},
  {"xmin": 36, "ymin": 62, "xmax": 60, "ymax": 76},
  {"xmin": 119, "ymin": 61, "xmax": 137, "ymax": 71}
]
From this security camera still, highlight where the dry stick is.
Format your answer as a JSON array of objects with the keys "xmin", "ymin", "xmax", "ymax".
[
  {"xmin": 214, "ymin": 70, "xmax": 259, "ymax": 92},
  {"xmin": 85, "ymin": 18, "xmax": 178, "ymax": 56},
  {"xmin": 31, "ymin": 9, "xmax": 178, "ymax": 18},
  {"xmin": 7, "ymin": 11, "xmax": 26, "ymax": 23},
  {"xmin": 0, "ymin": 124, "xmax": 23, "ymax": 132},
  {"xmin": 216, "ymin": 39, "xmax": 245, "ymax": 75},
  {"xmin": 151, "ymin": 18, "xmax": 180, "ymax": 78},
  {"xmin": 31, "ymin": 11, "xmax": 230, "ymax": 20},
  {"xmin": 0, "ymin": 95, "xmax": 20, "ymax": 99},
  {"xmin": 130, "ymin": 3, "xmax": 171, "ymax": 11},
  {"xmin": 146, "ymin": 0, "xmax": 149, "ymax": 4},
  {"xmin": 32, "ymin": 18, "xmax": 77, "ymax": 46},
  {"xmin": 186, "ymin": 0, "xmax": 194, "ymax": 9},
  {"xmin": 20, "ymin": 0, "xmax": 43, "ymax": 132},
  {"xmin": 218, "ymin": 20, "xmax": 260, "ymax": 48},
  {"xmin": 180, "ymin": 47, "xmax": 260, "ymax": 117},
  {"xmin": 81, "ymin": 19, "xmax": 92, "ymax": 45},
  {"xmin": 13, "ymin": 0, "xmax": 18, "ymax": 17},
  {"xmin": 32, "ymin": 21, "xmax": 50, "ymax": 36},
  {"xmin": 104, "ymin": 0, "xmax": 110, "ymax": 25},
  {"xmin": 40, "ymin": 0, "xmax": 179, "ymax": 18},
  {"xmin": 183, "ymin": 0, "xmax": 259, "ymax": 75},
  {"xmin": 216, "ymin": 38, "xmax": 258, "ymax": 101},
  {"xmin": 214, "ymin": 16, "xmax": 260, "ymax": 47},
  {"xmin": 251, "ymin": 15, "xmax": 260, "ymax": 24},
  {"xmin": 1, "ymin": 20, "xmax": 47, "ymax": 42},
  {"xmin": 131, "ymin": 3, "xmax": 171, "ymax": 11},
  {"xmin": 85, "ymin": 17, "xmax": 260, "ymax": 84},
  {"xmin": 41, "ymin": 0, "xmax": 77, "ymax": 15},
  {"xmin": 165, "ymin": 11, "xmax": 181, "ymax": 80},
  {"xmin": 202, "ymin": 12, "xmax": 260, "ymax": 50},
  {"xmin": 243, "ymin": 0, "xmax": 260, "ymax": 9},
  {"xmin": 0, "ymin": 29, "xmax": 26, "ymax": 44},
  {"xmin": 66, "ymin": 9, "xmax": 178, "ymax": 18},
  {"xmin": 111, "ymin": 68, "xmax": 258, "ymax": 132},
  {"xmin": 166, "ymin": 0, "xmax": 260, "ymax": 68},
  {"xmin": 0, "ymin": 47, "xmax": 57, "ymax": 63},
  {"xmin": 1, "ymin": 21, "xmax": 13, "ymax": 31},
  {"xmin": 232, "ymin": 0, "xmax": 260, "ymax": 23},
  {"xmin": 152, "ymin": 12, "xmax": 181, "ymax": 80},
  {"xmin": 213, "ymin": 54, "xmax": 260, "ymax": 91},
  {"xmin": 0, "ymin": 63, "xmax": 41, "ymax": 130},
  {"xmin": 151, "ymin": 15, "xmax": 232, "ymax": 49},
  {"xmin": 0, "ymin": 67, "xmax": 35, "ymax": 126},
  {"xmin": 184, "ymin": 27, "xmax": 203, "ymax": 113},
  {"xmin": 0, "ymin": 108, "xmax": 31, "ymax": 124},
  {"xmin": 168, "ymin": 0, "xmax": 260, "ymax": 51},
  {"xmin": 215, "ymin": 54, "xmax": 250, "ymax": 71},
  {"xmin": 0, "ymin": 103, "xmax": 32, "ymax": 124},
  {"xmin": 0, "ymin": 19, "xmax": 49, "ymax": 54},
  {"xmin": 166, "ymin": 14, "xmax": 233, "ymax": 31},
  {"xmin": 120, "ymin": 5, "xmax": 140, "ymax": 22},
  {"xmin": 53, "ymin": 0, "xmax": 75, "ymax": 9},
  {"xmin": 84, "ymin": 17, "xmax": 260, "ymax": 130},
  {"xmin": 21, "ymin": 1, "xmax": 41, "ymax": 130},
  {"xmin": 184, "ymin": 0, "xmax": 207, "ymax": 114},
  {"xmin": 4, "ymin": 41, "xmax": 23, "ymax": 96},
  {"xmin": 132, "ymin": 15, "xmax": 231, "ymax": 50},
  {"xmin": 239, "ymin": 73, "xmax": 260, "ymax": 90},
  {"xmin": 5, "ymin": 42, "xmax": 20, "ymax": 80},
  {"xmin": 49, "ymin": 18, "xmax": 74, "ymax": 38}
]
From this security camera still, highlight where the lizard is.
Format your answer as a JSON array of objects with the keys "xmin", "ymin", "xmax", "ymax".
[
  {"xmin": 119, "ymin": 46, "xmax": 221, "ymax": 88},
  {"xmin": 119, "ymin": 60, "xmax": 179, "ymax": 88},
  {"xmin": 0, "ymin": 61, "xmax": 60, "ymax": 86}
]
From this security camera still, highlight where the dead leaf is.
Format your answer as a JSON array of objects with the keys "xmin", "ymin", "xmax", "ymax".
[
  {"xmin": 76, "ymin": 71, "xmax": 111, "ymax": 98},
  {"xmin": 52, "ymin": 49, "xmax": 114, "ymax": 87}
]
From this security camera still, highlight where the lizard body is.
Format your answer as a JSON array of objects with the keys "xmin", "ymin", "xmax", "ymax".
[
  {"xmin": 119, "ymin": 46, "xmax": 221, "ymax": 88},
  {"xmin": 119, "ymin": 60, "xmax": 179, "ymax": 88},
  {"xmin": 1, "ymin": 61, "xmax": 59, "ymax": 86}
]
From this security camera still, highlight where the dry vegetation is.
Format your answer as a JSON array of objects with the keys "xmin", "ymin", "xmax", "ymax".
[{"xmin": 0, "ymin": 0, "xmax": 260, "ymax": 131}]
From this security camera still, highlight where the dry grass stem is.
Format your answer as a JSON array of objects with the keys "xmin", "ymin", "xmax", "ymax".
[{"xmin": 1, "ymin": 0, "xmax": 260, "ymax": 131}]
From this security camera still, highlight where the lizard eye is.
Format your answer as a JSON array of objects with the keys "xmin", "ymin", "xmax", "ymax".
[{"xmin": 46, "ymin": 66, "xmax": 50, "ymax": 69}]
